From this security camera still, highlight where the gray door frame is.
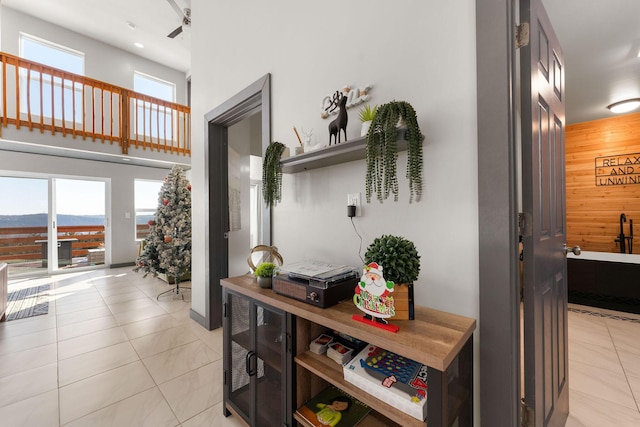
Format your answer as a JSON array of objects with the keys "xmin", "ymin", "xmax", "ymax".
[
  {"xmin": 477, "ymin": 0, "xmax": 522, "ymax": 425},
  {"xmin": 196, "ymin": 74, "xmax": 271, "ymax": 330}
]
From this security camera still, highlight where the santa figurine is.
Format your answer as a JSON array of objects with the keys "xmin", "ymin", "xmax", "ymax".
[{"xmin": 354, "ymin": 262, "xmax": 395, "ymax": 324}]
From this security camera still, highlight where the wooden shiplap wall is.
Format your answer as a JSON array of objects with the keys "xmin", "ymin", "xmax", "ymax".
[{"xmin": 566, "ymin": 112, "xmax": 640, "ymax": 253}]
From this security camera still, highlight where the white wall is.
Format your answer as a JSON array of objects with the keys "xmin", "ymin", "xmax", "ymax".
[
  {"xmin": 0, "ymin": 6, "xmax": 187, "ymax": 104},
  {"xmin": 227, "ymin": 116, "xmax": 252, "ymax": 277},
  {"xmin": 189, "ymin": 0, "xmax": 478, "ymax": 421},
  {"xmin": 0, "ymin": 151, "xmax": 170, "ymax": 265},
  {"xmin": 190, "ymin": 0, "xmax": 478, "ymax": 321}
]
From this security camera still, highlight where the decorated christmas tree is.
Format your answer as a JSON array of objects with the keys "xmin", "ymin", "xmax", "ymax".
[{"xmin": 134, "ymin": 165, "xmax": 192, "ymax": 289}]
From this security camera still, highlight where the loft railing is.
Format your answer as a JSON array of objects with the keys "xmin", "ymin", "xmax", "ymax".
[{"xmin": 0, "ymin": 52, "xmax": 190, "ymax": 156}]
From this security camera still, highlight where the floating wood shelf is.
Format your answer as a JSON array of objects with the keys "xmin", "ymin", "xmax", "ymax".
[{"xmin": 280, "ymin": 130, "xmax": 410, "ymax": 174}]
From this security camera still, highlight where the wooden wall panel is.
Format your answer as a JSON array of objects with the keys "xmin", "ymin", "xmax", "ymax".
[{"xmin": 566, "ymin": 112, "xmax": 640, "ymax": 253}]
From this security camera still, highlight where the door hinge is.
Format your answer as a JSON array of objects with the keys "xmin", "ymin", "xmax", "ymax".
[
  {"xmin": 223, "ymin": 369, "xmax": 227, "ymax": 385},
  {"xmin": 223, "ymin": 302, "xmax": 228, "ymax": 318},
  {"xmin": 286, "ymin": 333, "xmax": 292, "ymax": 354},
  {"xmin": 521, "ymin": 399, "xmax": 534, "ymax": 427},
  {"xmin": 516, "ymin": 22, "xmax": 530, "ymax": 48},
  {"xmin": 519, "ymin": 212, "xmax": 532, "ymax": 237}
]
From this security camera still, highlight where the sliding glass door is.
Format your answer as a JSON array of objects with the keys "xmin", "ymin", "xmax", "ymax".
[
  {"xmin": 55, "ymin": 179, "xmax": 107, "ymax": 270},
  {"xmin": 0, "ymin": 174, "xmax": 108, "ymax": 277},
  {"xmin": 0, "ymin": 176, "xmax": 49, "ymax": 276}
]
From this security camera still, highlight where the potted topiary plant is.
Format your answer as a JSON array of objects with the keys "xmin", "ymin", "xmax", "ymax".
[
  {"xmin": 358, "ymin": 104, "xmax": 378, "ymax": 137},
  {"xmin": 262, "ymin": 141, "xmax": 287, "ymax": 207},
  {"xmin": 363, "ymin": 234, "xmax": 420, "ymax": 320},
  {"xmin": 254, "ymin": 261, "xmax": 277, "ymax": 288},
  {"xmin": 365, "ymin": 100, "xmax": 424, "ymax": 204}
]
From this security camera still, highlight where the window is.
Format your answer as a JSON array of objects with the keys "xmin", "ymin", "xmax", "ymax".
[
  {"xmin": 134, "ymin": 72, "xmax": 175, "ymax": 102},
  {"xmin": 19, "ymin": 33, "xmax": 84, "ymax": 123},
  {"xmin": 133, "ymin": 71, "xmax": 176, "ymax": 141},
  {"xmin": 135, "ymin": 179, "xmax": 163, "ymax": 240}
]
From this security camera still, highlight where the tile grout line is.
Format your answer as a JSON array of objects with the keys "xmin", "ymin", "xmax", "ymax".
[
  {"xmin": 57, "ymin": 272, "xmax": 163, "ymax": 426},
  {"xmin": 601, "ymin": 314, "xmax": 640, "ymax": 415}
]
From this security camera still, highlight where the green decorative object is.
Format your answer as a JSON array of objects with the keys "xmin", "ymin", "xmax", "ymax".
[
  {"xmin": 263, "ymin": 141, "xmax": 286, "ymax": 207},
  {"xmin": 365, "ymin": 100, "xmax": 424, "ymax": 203},
  {"xmin": 364, "ymin": 235, "xmax": 421, "ymax": 285},
  {"xmin": 358, "ymin": 104, "xmax": 378, "ymax": 122},
  {"xmin": 254, "ymin": 261, "xmax": 277, "ymax": 289},
  {"xmin": 254, "ymin": 261, "xmax": 277, "ymax": 278}
]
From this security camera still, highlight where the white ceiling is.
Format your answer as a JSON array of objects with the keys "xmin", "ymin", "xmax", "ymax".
[
  {"xmin": 3, "ymin": 0, "xmax": 191, "ymax": 73},
  {"xmin": 3, "ymin": 0, "xmax": 640, "ymax": 125},
  {"xmin": 543, "ymin": 0, "xmax": 640, "ymax": 124}
]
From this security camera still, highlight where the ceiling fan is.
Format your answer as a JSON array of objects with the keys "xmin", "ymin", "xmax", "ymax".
[{"xmin": 166, "ymin": 0, "xmax": 191, "ymax": 39}]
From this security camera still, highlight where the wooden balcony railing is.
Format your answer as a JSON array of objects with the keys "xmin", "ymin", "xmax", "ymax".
[
  {"xmin": 0, "ymin": 52, "xmax": 190, "ymax": 156},
  {"xmin": 0, "ymin": 224, "xmax": 152, "ymax": 268},
  {"xmin": 0, "ymin": 225, "xmax": 106, "ymax": 262}
]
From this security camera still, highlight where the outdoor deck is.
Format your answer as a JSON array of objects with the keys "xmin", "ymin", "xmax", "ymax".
[{"xmin": 0, "ymin": 224, "xmax": 149, "ymax": 276}]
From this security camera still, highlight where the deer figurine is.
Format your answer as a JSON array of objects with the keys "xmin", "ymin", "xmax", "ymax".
[{"xmin": 328, "ymin": 93, "xmax": 348, "ymax": 145}]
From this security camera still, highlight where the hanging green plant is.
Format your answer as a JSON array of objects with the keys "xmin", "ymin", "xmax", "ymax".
[
  {"xmin": 263, "ymin": 141, "xmax": 286, "ymax": 207},
  {"xmin": 365, "ymin": 101, "xmax": 424, "ymax": 203}
]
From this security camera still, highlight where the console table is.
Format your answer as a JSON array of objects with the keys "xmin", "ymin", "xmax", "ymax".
[{"xmin": 221, "ymin": 274, "xmax": 475, "ymax": 427}]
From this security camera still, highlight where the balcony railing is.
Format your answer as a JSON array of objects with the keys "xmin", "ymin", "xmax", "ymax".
[
  {"xmin": 0, "ymin": 52, "xmax": 190, "ymax": 156},
  {"xmin": 0, "ymin": 225, "xmax": 106, "ymax": 262}
]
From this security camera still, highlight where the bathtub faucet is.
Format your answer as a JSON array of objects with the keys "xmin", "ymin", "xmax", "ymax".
[{"xmin": 618, "ymin": 213, "xmax": 627, "ymax": 254}]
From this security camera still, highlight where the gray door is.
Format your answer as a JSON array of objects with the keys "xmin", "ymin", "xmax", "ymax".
[{"xmin": 520, "ymin": 0, "xmax": 569, "ymax": 426}]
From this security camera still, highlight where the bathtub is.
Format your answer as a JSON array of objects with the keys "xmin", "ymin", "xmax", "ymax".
[{"xmin": 567, "ymin": 251, "xmax": 640, "ymax": 313}]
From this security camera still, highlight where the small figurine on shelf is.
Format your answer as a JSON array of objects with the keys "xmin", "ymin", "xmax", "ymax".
[
  {"xmin": 352, "ymin": 262, "xmax": 399, "ymax": 332},
  {"xmin": 326, "ymin": 91, "xmax": 348, "ymax": 145}
]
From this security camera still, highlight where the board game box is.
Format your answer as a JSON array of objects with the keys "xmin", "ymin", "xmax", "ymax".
[{"xmin": 343, "ymin": 344, "xmax": 428, "ymax": 421}]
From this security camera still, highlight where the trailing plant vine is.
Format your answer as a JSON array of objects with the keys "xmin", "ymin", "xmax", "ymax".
[
  {"xmin": 365, "ymin": 101, "xmax": 424, "ymax": 203},
  {"xmin": 263, "ymin": 141, "xmax": 286, "ymax": 207}
]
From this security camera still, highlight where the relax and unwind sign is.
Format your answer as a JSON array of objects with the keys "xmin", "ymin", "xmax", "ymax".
[{"xmin": 595, "ymin": 153, "xmax": 640, "ymax": 186}]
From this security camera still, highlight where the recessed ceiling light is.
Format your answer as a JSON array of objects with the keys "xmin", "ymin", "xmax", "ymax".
[
  {"xmin": 607, "ymin": 98, "xmax": 640, "ymax": 114},
  {"xmin": 134, "ymin": 42, "xmax": 144, "ymax": 49}
]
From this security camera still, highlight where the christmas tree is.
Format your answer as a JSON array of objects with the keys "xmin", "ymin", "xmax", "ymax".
[{"xmin": 134, "ymin": 165, "xmax": 192, "ymax": 290}]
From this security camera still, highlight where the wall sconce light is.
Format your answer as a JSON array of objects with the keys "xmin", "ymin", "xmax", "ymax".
[{"xmin": 607, "ymin": 98, "xmax": 640, "ymax": 114}]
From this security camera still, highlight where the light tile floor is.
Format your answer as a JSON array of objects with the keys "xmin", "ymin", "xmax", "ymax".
[
  {"xmin": 565, "ymin": 303, "xmax": 640, "ymax": 427},
  {"xmin": 2, "ymin": 268, "xmax": 640, "ymax": 426},
  {"xmin": 0, "ymin": 267, "xmax": 245, "ymax": 427}
]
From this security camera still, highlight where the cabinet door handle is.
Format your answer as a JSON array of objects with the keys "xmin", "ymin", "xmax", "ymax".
[{"xmin": 245, "ymin": 350, "xmax": 257, "ymax": 376}]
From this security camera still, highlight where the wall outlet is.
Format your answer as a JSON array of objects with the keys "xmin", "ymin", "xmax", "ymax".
[{"xmin": 347, "ymin": 193, "xmax": 361, "ymax": 216}]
